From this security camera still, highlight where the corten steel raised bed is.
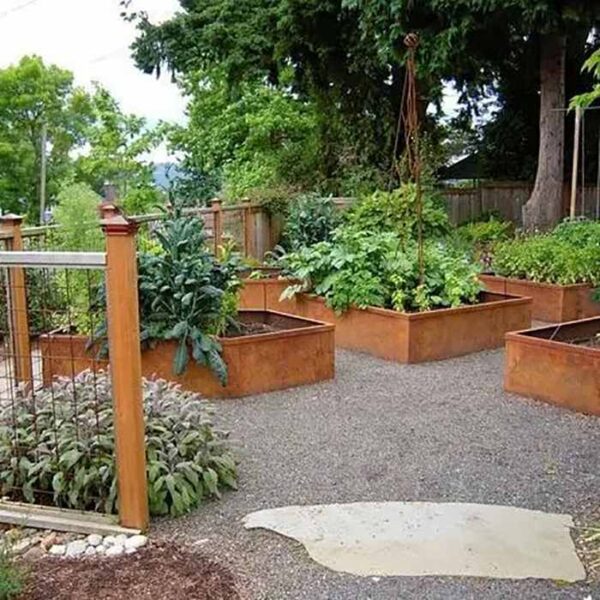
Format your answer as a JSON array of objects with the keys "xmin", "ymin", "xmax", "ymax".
[
  {"xmin": 264, "ymin": 291, "xmax": 532, "ymax": 363},
  {"xmin": 504, "ymin": 318, "xmax": 600, "ymax": 416},
  {"xmin": 239, "ymin": 276, "xmax": 298, "ymax": 313},
  {"xmin": 480, "ymin": 274, "xmax": 600, "ymax": 323},
  {"xmin": 39, "ymin": 310, "xmax": 335, "ymax": 398}
]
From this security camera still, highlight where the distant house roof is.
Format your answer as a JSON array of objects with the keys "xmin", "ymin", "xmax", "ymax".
[{"xmin": 438, "ymin": 153, "xmax": 483, "ymax": 181}]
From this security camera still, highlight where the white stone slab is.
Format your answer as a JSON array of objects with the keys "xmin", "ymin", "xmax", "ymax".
[{"xmin": 243, "ymin": 502, "xmax": 585, "ymax": 581}]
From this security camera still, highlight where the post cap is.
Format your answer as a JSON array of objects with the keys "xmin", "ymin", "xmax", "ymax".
[
  {"xmin": 0, "ymin": 213, "xmax": 24, "ymax": 226},
  {"xmin": 101, "ymin": 214, "xmax": 138, "ymax": 236}
]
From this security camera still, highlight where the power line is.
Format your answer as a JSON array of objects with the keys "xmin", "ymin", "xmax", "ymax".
[{"xmin": 0, "ymin": 0, "xmax": 44, "ymax": 20}]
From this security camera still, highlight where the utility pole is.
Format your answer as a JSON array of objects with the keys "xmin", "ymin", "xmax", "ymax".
[{"xmin": 39, "ymin": 122, "xmax": 48, "ymax": 225}]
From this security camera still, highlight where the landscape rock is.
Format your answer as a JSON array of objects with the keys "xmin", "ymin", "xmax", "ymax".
[
  {"xmin": 65, "ymin": 540, "xmax": 87, "ymax": 558},
  {"xmin": 124, "ymin": 535, "xmax": 147, "ymax": 550},
  {"xmin": 49, "ymin": 545, "xmax": 66, "ymax": 556},
  {"xmin": 105, "ymin": 544, "xmax": 124, "ymax": 557},
  {"xmin": 125, "ymin": 547, "xmax": 137, "ymax": 555},
  {"xmin": 115, "ymin": 534, "xmax": 128, "ymax": 546},
  {"xmin": 103, "ymin": 535, "xmax": 117, "ymax": 547},
  {"xmin": 41, "ymin": 532, "xmax": 60, "ymax": 551},
  {"xmin": 84, "ymin": 546, "xmax": 97, "ymax": 557},
  {"xmin": 96, "ymin": 545, "xmax": 106, "ymax": 555},
  {"xmin": 23, "ymin": 546, "xmax": 45, "ymax": 561},
  {"xmin": 12, "ymin": 537, "xmax": 34, "ymax": 554},
  {"xmin": 86, "ymin": 534, "xmax": 102, "ymax": 547}
]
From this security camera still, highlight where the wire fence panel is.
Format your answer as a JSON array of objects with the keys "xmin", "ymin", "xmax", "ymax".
[{"xmin": 0, "ymin": 259, "xmax": 113, "ymax": 513}]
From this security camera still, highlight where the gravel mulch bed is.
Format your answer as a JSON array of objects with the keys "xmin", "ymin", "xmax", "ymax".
[
  {"xmin": 19, "ymin": 542, "xmax": 241, "ymax": 600},
  {"xmin": 155, "ymin": 349, "xmax": 599, "ymax": 599}
]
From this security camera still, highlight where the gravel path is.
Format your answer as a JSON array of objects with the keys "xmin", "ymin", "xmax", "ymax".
[{"xmin": 156, "ymin": 349, "xmax": 599, "ymax": 599}]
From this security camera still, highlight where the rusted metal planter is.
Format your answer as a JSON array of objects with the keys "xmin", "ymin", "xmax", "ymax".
[
  {"xmin": 263, "ymin": 291, "xmax": 531, "ymax": 363},
  {"xmin": 505, "ymin": 318, "xmax": 600, "ymax": 416},
  {"xmin": 480, "ymin": 274, "xmax": 600, "ymax": 323},
  {"xmin": 39, "ymin": 310, "xmax": 334, "ymax": 398},
  {"xmin": 239, "ymin": 276, "xmax": 298, "ymax": 313}
]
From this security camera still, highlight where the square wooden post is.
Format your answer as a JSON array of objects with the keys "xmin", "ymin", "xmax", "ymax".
[
  {"xmin": 211, "ymin": 198, "xmax": 223, "ymax": 257},
  {"xmin": 242, "ymin": 200, "xmax": 256, "ymax": 259},
  {"xmin": 0, "ymin": 215, "xmax": 33, "ymax": 389},
  {"xmin": 102, "ymin": 214, "xmax": 149, "ymax": 531}
]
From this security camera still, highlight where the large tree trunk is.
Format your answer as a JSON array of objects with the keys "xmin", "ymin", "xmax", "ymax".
[{"xmin": 522, "ymin": 34, "xmax": 566, "ymax": 230}]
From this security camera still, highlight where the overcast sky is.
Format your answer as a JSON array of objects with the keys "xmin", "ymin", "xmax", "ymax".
[{"xmin": 0, "ymin": 0, "xmax": 186, "ymax": 159}]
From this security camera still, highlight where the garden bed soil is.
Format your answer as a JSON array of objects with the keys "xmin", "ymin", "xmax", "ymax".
[
  {"xmin": 480, "ymin": 274, "xmax": 600, "ymax": 323},
  {"xmin": 264, "ymin": 291, "xmax": 531, "ymax": 363},
  {"xmin": 39, "ymin": 310, "xmax": 335, "ymax": 398},
  {"xmin": 504, "ymin": 317, "xmax": 600, "ymax": 416},
  {"xmin": 20, "ymin": 541, "xmax": 240, "ymax": 600}
]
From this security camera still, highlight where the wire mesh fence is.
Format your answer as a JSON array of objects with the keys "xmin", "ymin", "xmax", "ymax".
[{"xmin": 0, "ymin": 258, "xmax": 112, "ymax": 513}]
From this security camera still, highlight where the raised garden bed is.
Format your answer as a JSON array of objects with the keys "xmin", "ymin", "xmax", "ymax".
[
  {"xmin": 480, "ymin": 274, "xmax": 600, "ymax": 323},
  {"xmin": 239, "ymin": 275, "xmax": 298, "ymax": 313},
  {"xmin": 261, "ymin": 291, "xmax": 531, "ymax": 363},
  {"xmin": 39, "ymin": 310, "xmax": 334, "ymax": 398},
  {"xmin": 505, "ymin": 317, "xmax": 600, "ymax": 416}
]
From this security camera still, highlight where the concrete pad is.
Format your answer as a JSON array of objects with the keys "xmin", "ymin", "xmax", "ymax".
[{"xmin": 243, "ymin": 502, "xmax": 585, "ymax": 581}]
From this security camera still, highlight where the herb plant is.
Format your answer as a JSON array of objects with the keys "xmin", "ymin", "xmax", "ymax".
[{"xmin": 0, "ymin": 371, "xmax": 237, "ymax": 517}]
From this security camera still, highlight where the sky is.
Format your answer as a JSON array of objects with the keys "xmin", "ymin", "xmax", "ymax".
[{"xmin": 0, "ymin": 0, "xmax": 186, "ymax": 160}]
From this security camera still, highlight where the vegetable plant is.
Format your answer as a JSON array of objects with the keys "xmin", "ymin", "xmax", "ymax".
[
  {"xmin": 283, "ymin": 228, "xmax": 481, "ymax": 313},
  {"xmin": 0, "ymin": 371, "xmax": 237, "ymax": 517},
  {"xmin": 136, "ymin": 207, "xmax": 241, "ymax": 384},
  {"xmin": 492, "ymin": 219, "xmax": 600, "ymax": 288},
  {"xmin": 281, "ymin": 193, "xmax": 341, "ymax": 250}
]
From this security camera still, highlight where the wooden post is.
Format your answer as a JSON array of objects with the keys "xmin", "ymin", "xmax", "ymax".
[
  {"xmin": 0, "ymin": 215, "xmax": 33, "ymax": 389},
  {"xmin": 570, "ymin": 106, "xmax": 582, "ymax": 219},
  {"xmin": 242, "ymin": 199, "xmax": 255, "ymax": 259},
  {"xmin": 211, "ymin": 198, "xmax": 223, "ymax": 257},
  {"xmin": 102, "ymin": 215, "xmax": 149, "ymax": 531}
]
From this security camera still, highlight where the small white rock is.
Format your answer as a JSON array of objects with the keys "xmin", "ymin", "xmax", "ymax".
[
  {"xmin": 115, "ymin": 534, "xmax": 128, "ymax": 546},
  {"xmin": 49, "ymin": 544, "xmax": 66, "ymax": 556},
  {"xmin": 124, "ymin": 535, "xmax": 147, "ymax": 550},
  {"xmin": 87, "ymin": 534, "xmax": 102, "ymax": 547},
  {"xmin": 65, "ymin": 540, "xmax": 87, "ymax": 558},
  {"xmin": 96, "ymin": 545, "xmax": 106, "ymax": 555},
  {"xmin": 105, "ymin": 544, "xmax": 124, "ymax": 557},
  {"xmin": 125, "ymin": 547, "xmax": 137, "ymax": 555},
  {"xmin": 103, "ymin": 535, "xmax": 117, "ymax": 547},
  {"xmin": 84, "ymin": 546, "xmax": 97, "ymax": 557}
]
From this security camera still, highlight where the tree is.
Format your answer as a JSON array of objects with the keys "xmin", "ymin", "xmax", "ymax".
[
  {"xmin": 0, "ymin": 56, "xmax": 92, "ymax": 222},
  {"xmin": 76, "ymin": 85, "xmax": 165, "ymax": 214}
]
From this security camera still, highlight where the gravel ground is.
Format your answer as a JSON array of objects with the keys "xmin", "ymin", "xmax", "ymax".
[{"xmin": 156, "ymin": 349, "xmax": 600, "ymax": 599}]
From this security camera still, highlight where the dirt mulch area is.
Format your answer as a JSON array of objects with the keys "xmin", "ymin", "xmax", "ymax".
[{"xmin": 19, "ymin": 541, "xmax": 241, "ymax": 600}]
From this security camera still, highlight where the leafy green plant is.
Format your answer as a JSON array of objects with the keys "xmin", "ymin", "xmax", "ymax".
[
  {"xmin": 281, "ymin": 194, "xmax": 341, "ymax": 250},
  {"xmin": 0, "ymin": 371, "xmax": 237, "ymax": 517},
  {"xmin": 456, "ymin": 218, "xmax": 514, "ymax": 247},
  {"xmin": 342, "ymin": 183, "xmax": 450, "ymax": 242},
  {"xmin": 283, "ymin": 228, "xmax": 481, "ymax": 313},
  {"xmin": 137, "ymin": 207, "xmax": 241, "ymax": 384},
  {"xmin": 0, "ymin": 543, "xmax": 22, "ymax": 600},
  {"xmin": 492, "ymin": 220, "xmax": 600, "ymax": 287}
]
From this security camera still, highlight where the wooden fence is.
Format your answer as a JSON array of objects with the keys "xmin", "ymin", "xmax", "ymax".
[{"xmin": 442, "ymin": 182, "xmax": 600, "ymax": 226}]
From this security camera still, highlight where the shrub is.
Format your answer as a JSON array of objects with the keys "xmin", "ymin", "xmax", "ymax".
[
  {"xmin": 456, "ymin": 218, "xmax": 514, "ymax": 248},
  {"xmin": 342, "ymin": 183, "xmax": 450, "ymax": 242},
  {"xmin": 0, "ymin": 371, "xmax": 237, "ymax": 517},
  {"xmin": 281, "ymin": 194, "xmax": 341, "ymax": 250},
  {"xmin": 283, "ymin": 228, "xmax": 481, "ymax": 313},
  {"xmin": 551, "ymin": 218, "xmax": 600, "ymax": 247}
]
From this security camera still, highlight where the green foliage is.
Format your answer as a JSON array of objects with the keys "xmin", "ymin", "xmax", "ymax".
[
  {"xmin": 281, "ymin": 194, "xmax": 341, "ymax": 251},
  {"xmin": 457, "ymin": 218, "xmax": 514, "ymax": 247},
  {"xmin": 571, "ymin": 48, "xmax": 600, "ymax": 108},
  {"xmin": 0, "ymin": 372, "xmax": 236, "ymax": 517},
  {"xmin": 137, "ymin": 208, "xmax": 241, "ymax": 384},
  {"xmin": 169, "ymin": 70, "xmax": 320, "ymax": 202},
  {"xmin": 343, "ymin": 184, "xmax": 450, "ymax": 241},
  {"xmin": 0, "ymin": 544, "xmax": 22, "ymax": 600},
  {"xmin": 51, "ymin": 183, "xmax": 104, "ymax": 251},
  {"xmin": 0, "ymin": 56, "xmax": 92, "ymax": 221},
  {"xmin": 283, "ymin": 228, "xmax": 481, "ymax": 313},
  {"xmin": 493, "ymin": 221, "xmax": 600, "ymax": 286}
]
